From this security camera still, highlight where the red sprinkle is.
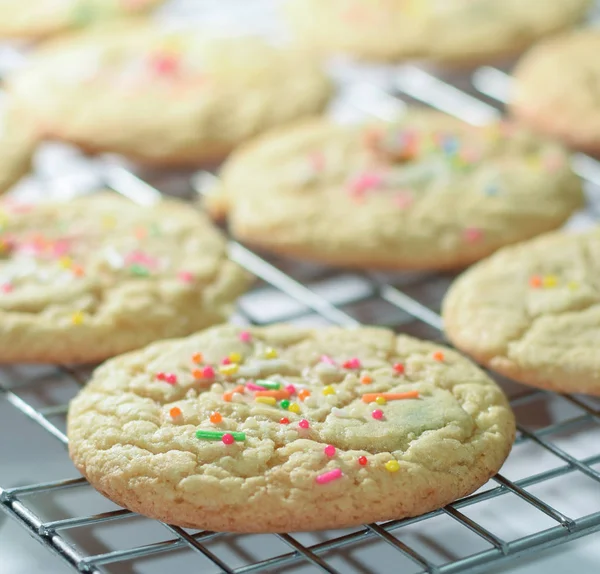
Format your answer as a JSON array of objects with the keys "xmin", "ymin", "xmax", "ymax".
[
  {"xmin": 202, "ymin": 366, "xmax": 215, "ymax": 379},
  {"xmin": 298, "ymin": 419, "xmax": 310, "ymax": 429},
  {"xmin": 221, "ymin": 433, "xmax": 235, "ymax": 445},
  {"xmin": 393, "ymin": 363, "xmax": 405, "ymax": 374},
  {"xmin": 324, "ymin": 445, "xmax": 336, "ymax": 457},
  {"xmin": 164, "ymin": 373, "xmax": 177, "ymax": 385},
  {"xmin": 358, "ymin": 456, "xmax": 368, "ymax": 466},
  {"xmin": 280, "ymin": 417, "xmax": 290, "ymax": 425},
  {"xmin": 343, "ymin": 358, "xmax": 361, "ymax": 369},
  {"xmin": 463, "ymin": 227, "xmax": 484, "ymax": 243},
  {"xmin": 156, "ymin": 372, "xmax": 167, "ymax": 381}
]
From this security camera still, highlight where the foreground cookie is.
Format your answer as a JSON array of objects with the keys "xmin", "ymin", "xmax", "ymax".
[
  {"xmin": 0, "ymin": 194, "xmax": 251, "ymax": 363},
  {"xmin": 512, "ymin": 30, "xmax": 600, "ymax": 154},
  {"xmin": 443, "ymin": 228, "xmax": 600, "ymax": 395},
  {"xmin": 211, "ymin": 112, "xmax": 583, "ymax": 269},
  {"xmin": 7, "ymin": 24, "xmax": 332, "ymax": 166},
  {"xmin": 68, "ymin": 324, "xmax": 515, "ymax": 532},
  {"xmin": 0, "ymin": 103, "xmax": 36, "ymax": 195},
  {"xmin": 286, "ymin": 0, "xmax": 591, "ymax": 63},
  {"xmin": 0, "ymin": 0, "xmax": 162, "ymax": 39}
]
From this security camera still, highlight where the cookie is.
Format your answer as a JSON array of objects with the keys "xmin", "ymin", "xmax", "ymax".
[
  {"xmin": 0, "ymin": 0, "xmax": 163, "ymax": 40},
  {"xmin": 68, "ymin": 323, "xmax": 515, "ymax": 532},
  {"xmin": 443, "ymin": 227, "xmax": 600, "ymax": 395},
  {"xmin": 7, "ymin": 24, "xmax": 332, "ymax": 166},
  {"xmin": 0, "ymin": 193, "xmax": 251, "ymax": 364},
  {"xmin": 511, "ymin": 30, "xmax": 600, "ymax": 155},
  {"xmin": 209, "ymin": 111, "xmax": 583, "ymax": 270},
  {"xmin": 285, "ymin": 0, "xmax": 591, "ymax": 64}
]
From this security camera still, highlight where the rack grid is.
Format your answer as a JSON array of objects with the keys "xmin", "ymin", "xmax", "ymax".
[{"xmin": 2, "ymin": 15, "xmax": 600, "ymax": 574}]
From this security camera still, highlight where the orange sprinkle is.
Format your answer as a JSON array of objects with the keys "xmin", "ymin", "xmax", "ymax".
[
  {"xmin": 361, "ymin": 391, "xmax": 420, "ymax": 403},
  {"xmin": 192, "ymin": 369, "xmax": 204, "ymax": 379},
  {"xmin": 298, "ymin": 389, "xmax": 311, "ymax": 401},
  {"xmin": 209, "ymin": 412, "xmax": 222, "ymax": 424},
  {"xmin": 223, "ymin": 385, "xmax": 245, "ymax": 402},
  {"xmin": 254, "ymin": 390, "xmax": 291, "ymax": 400},
  {"xmin": 72, "ymin": 265, "xmax": 85, "ymax": 277},
  {"xmin": 432, "ymin": 351, "xmax": 445, "ymax": 362},
  {"xmin": 529, "ymin": 275, "xmax": 543, "ymax": 288},
  {"xmin": 169, "ymin": 407, "xmax": 182, "ymax": 418},
  {"xmin": 134, "ymin": 226, "xmax": 147, "ymax": 239},
  {"xmin": 192, "ymin": 352, "xmax": 203, "ymax": 364},
  {"xmin": 360, "ymin": 375, "xmax": 373, "ymax": 385}
]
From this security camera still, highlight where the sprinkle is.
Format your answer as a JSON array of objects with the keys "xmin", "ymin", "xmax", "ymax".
[
  {"xmin": 463, "ymin": 227, "xmax": 484, "ymax": 243},
  {"xmin": 209, "ymin": 412, "xmax": 222, "ymax": 424},
  {"xmin": 177, "ymin": 271, "xmax": 194, "ymax": 283},
  {"xmin": 1, "ymin": 283, "xmax": 13, "ymax": 293},
  {"xmin": 150, "ymin": 52, "xmax": 180, "ymax": 75},
  {"xmin": 298, "ymin": 419, "xmax": 310, "ymax": 429},
  {"xmin": 239, "ymin": 331, "xmax": 252, "ymax": 343},
  {"xmin": 568, "ymin": 281, "xmax": 579, "ymax": 290},
  {"xmin": 192, "ymin": 369, "xmax": 203, "ymax": 379},
  {"xmin": 362, "ymin": 391, "xmax": 420, "ymax": 403},
  {"xmin": 164, "ymin": 373, "xmax": 177, "ymax": 385},
  {"xmin": 223, "ymin": 385, "xmax": 245, "ymax": 402},
  {"xmin": 385, "ymin": 460, "xmax": 400, "ymax": 473},
  {"xmin": 58, "ymin": 256, "xmax": 72, "ymax": 269},
  {"xmin": 285, "ymin": 384, "xmax": 297, "ymax": 395},
  {"xmin": 529, "ymin": 275, "xmax": 543, "ymax": 288},
  {"xmin": 543, "ymin": 275, "xmax": 558, "ymax": 288},
  {"xmin": 192, "ymin": 352, "xmax": 203, "ymax": 364},
  {"xmin": 375, "ymin": 396, "xmax": 387, "ymax": 405},
  {"xmin": 358, "ymin": 456, "xmax": 368, "ymax": 466},
  {"xmin": 196, "ymin": 429, "xmax": 245, "ymax": 441},
  {"xmin": 255, "ymin": 396, "xmax": 277, "ymax": 405},
  {"xmin": 316, "ymin": 468, "xmax": 342, "ymax": 485},
  {"xmin": 222, "ymin": 433, "xmax": 235, "ymax": 445},
  {"xmin": 320, "ymin": 355, "xmax": 336, "ymax": 365},
  {"xmin": 298, "ymin": 389, "xmax": 311, "ymax": 401},
  {"xmin": 393, "ymin": 363, "xmax": 405, "ymax": 374},
  {"xmin": 130, "ymin": 264, "xmax": 150, "ymax": 277},
  {"xmin": 201, "ymin": 366, "xmax": 215, "ymax": 379},
  {"xmin": 255, "ymin": 390, "xmax": 291, "ymax": 400},
  {"xmin": 371, "ymin": 409, "xmax": 384, "ymax": 420},
  {"xmin": 219, "ymin": 364, "xmax": 239, "ymax": 376},
  {"xmin": 279, "ymin": 399, "xmax": 290, "ymax": 409},
  {"xmin": 229, "ymin": 352, "xmax": 242, "ymax": 364},
  {"xmin": 322, "ymin": 385, "xmax": 336, "ymax": 396},
  {"xmin": 288, "ymin": 403, "xmax": 301, "ymax": 414},
  {"xmin": 71, "ymin": 311, "xmax": 85, "ymax": 326},
  {"xmin": 156, "ymin": 372, "xmax": 167, "ymax": 381},
  {"xmin": 221, "ymin": 357, "xmax": 231, "ymax": 365},
  {"xmin": 246, "ymin": 382, "xmax": 267, "ymax": 391},
  {"xmin": 280, "ymin": 417, "xmax": 290, "ymax": 425},
  {"xmin": 255, "ymin": 379, "xmax": 281, "ymax": 390},
  {"xmin": 324, "ymin": 445, "xmax": 336, "ymax": 457},
  {"xmin": 134, "ymin": 226, "xmax": 147, "ymax": 240},
  {"xmin": 433, "ymin": 351, "xmax": 445, "ymax": 362},
  {"xmin": 169, "ymin": 407, "xmax": 182, "ymax": 418},
  {"xmin": 360, "ymin": 375, "xmax": 372, "ymax": 385},
  {"xmin": 343, "ymin": 358, "xmax": 361, "ymax": 369},
  {"xmin": 348, "ymin": 172, "xmax": 384, "ymax": 197},
  {"xmin": 264, "ymin": 347, "xmax": 278, "ymax": 359},
  {"xmin": 72, "ymin": 265, "xmax": 85, "ymax": 277}
]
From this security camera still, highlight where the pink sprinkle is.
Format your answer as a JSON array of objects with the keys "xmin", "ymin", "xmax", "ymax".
[
  {"xmin": 324, "ymin": 445, "xmax": 336, "ymax": 457},
  {"xmin": 222, "ymin": 433, "xmax": 235, "ymax": 445},
  {"xmin": 348, "ymin": 172, "xmax": 384, "ymax": 196},
  {"xmin": 177, "ymin": 271, "xmax": 194, "ymax": 283},
  {"xmin": 202, "ymin": 366, "xmax": 215, "ymax": 379},
  {"xmin": 320, "ymin": 355, "xmax": 336, "ymax": 365},
  {"xmin": 298, "ymin": 419, "xmax": 310, "ymax": 429},
  {"xmin": 0, "ymin": 283, "xmax": 13, "ymax": 293},
  {"xmin": 239, "ymin": 331, "xmax": 252, "ymax": 343},
  {"xmin": 393, "ymin": 191, "xmax": 414, "ymax": 210},
  {"xmin": 343, "ymin": 358, "xmax": 361, "ymax": 369},
  {"xmin": 221, "ymin": 357, "xmax": 232, "ymax": 365},
  {"xmin": 316, "ymin": 468, "xmax": 343, "ymax": 485},
  {"xmin": 246, "ymin": 382, "xmax": 266, "ymax": 391},
  {"xmin": 164, "ymin": 373, "xmax": 177, "ymax": 385},
  {"xmin": 52, "ymin": 240, "xmax": 71, "ymax": 257},
  {"xmin": 463, "ymin": 227, "xmax": 484, "ymax": 243},
  {"xmin": 285, "ymin": 384, "xmax": 296, "ymax": 395},
  {"xmin": 125, "ymin": 250, "xmax": 158, "ymax": 269},
  {"xmin": 156, "ymin": 372, "xmax": 167, "ymax": 381},
  {"xmin": 372, "ymin": 409, "xmax": 384, "ymax": 420}
]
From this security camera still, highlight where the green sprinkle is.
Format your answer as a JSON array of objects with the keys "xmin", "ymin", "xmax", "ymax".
[
  {"xmin": 130, "ymin": 264, "xmax": 150, "ymax": 277},
  {"xmin": 195, "ymin": 429, "xmax": 246, "ymax": 441},
  {"xmin": 150, "ymin": 223, "xmax": 162, "ymax": 237},
  {"xmin": 279, "ymin": 399, "xmax": 290, "ymax": 410},
  {"xmin": 256, "ymin": 379, "xmax": 281, "ymax": 390}
]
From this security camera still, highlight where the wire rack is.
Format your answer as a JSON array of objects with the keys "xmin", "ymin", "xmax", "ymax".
[{"xmin": 2, "ymin": 9, "xmax": 600, "ymax": 574}]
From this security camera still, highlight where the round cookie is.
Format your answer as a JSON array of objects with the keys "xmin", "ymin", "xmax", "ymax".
[
  {"xmin": 7, "ymin": 24, "xmax": 332, "ymax": 166},
  {"xmin": 210, "ymin": 111, "xmax": 583, "ymax": 270},
  {"xmin": 68, "ymin": 324, "xmax": 515, "ymax": 532},
  {"xmin": 443, "ymin": 227, "xmax": 600, "ymax": 396},
  {"xmin": 511, "ymin": 30, "xmax": 600, "ymax": 155},
  {"xmin": 0, "ymin": 0, "xmax": 163, "ymax": 40},
  {"xmin": 285, "ymin": 0, "xmax": 591, "ymax": 64},
  {"xmin": 0, "ymin": 193, "xmax": 251, "ymax": 363}
]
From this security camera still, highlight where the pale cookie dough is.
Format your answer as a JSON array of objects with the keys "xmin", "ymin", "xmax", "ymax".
[
  {"xmin": 68, "ymin": 324, "xmax": 515, "ymax": 532},
  {"xmin": 7, "ymin": 24, "xmax": 332, "ymax": 166},
  {"xmin": 443, "ymin": 228, "xmax": 600, "ymax": 395},
  {"xmin": 0, "ymin": 0, "xmax": 163, "ymax": 40},
  {"xmin": 285, "ymin": 0, "xmax": 591, "ymax": 63},
  {"xmin": 512, "ymin": 30, "xmax": 600, "ymax": 155},
  {"xmin": 210, "ymin": 111, "xmax": 583, "ymax": 270},
  {"xmin": 0, "ymin": 193, "xmax": 251, "ymax": 364}
]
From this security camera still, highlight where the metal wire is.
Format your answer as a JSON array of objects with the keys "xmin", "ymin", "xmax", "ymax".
[{"xmin": 2, "ymin": 59, "xmax": 600, "ymax": 574}]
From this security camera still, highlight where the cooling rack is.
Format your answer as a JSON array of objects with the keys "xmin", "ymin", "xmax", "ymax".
[{"xmin": 2, "ymin": 6, "xmax": 600, "ymax": 574}]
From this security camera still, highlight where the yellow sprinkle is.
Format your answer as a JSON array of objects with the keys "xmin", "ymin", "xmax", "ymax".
[
  {"xmin": 255, "ymin": 396, "xmax": 276, "ymax": 405},
  {"xmin": 542, "ymin": 275, "xmax": 558, "ymax": 288},
  {"xmin": 288, "ymin": 403, "xmax": 301, "ymax": 414},
  {"xmin": 375, "ymin": 396, "xmax": 387, "ymax": 405},
  {"xmin": 101, "ymin": 215, "xmax": 116, "ymax": 229},
  {"xmin": 58, "ymin": 256, "xmax": 72, "ymax": 269},
  {"xmin": 322, "ymin": 385, "xmax": 335, "ymax": 396},
  {"xmin": 228, "ymin": 352, "xmax": 242, "ymax": 364},
  {"xmin": 385, "ymin": 460, "xmax": 400, "ymax": 473},
  {"xmin": 219, "ymin": 364, "xmax": 239, "ymax": 376},
  {"xmin": 568, "ymin": 281, "xmax": 579, "ymax": 290},
  {"xmin": 264, "ymin": 347, "xmax": 278, "ymax": 359},
  {"xmin": 71, "ymin": 311, "xmax": 85, "ymax": 326}
]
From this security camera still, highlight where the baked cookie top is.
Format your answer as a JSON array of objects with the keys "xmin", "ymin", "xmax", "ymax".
[
  {"xmin": 285, "ymin": 0, "xmax": 591, "ymax": 63},
  {"xmin": 7, "ymin": 24, "xmax": 332, "ymax": 165},
  {"xmin": 512, "ymin": 30, "xmax": 600, "ymax": 154},
  {"xmin": 443, "ymin": 227, "xmax": 600, "ymax": 396},
  {"xmin": 68, "ymin": 324, "xmax": 515, "ymax": 532},
  {"xmin": 212, "ymin": 112, "xmax": 583, "ymax": 270},
  {"xmin": 0, "ymin": 193, "xmax": 251, "ymax": 363},
  {"xmin": 0, "ymin": 0, "xmax": 162, "ymax": 39}
]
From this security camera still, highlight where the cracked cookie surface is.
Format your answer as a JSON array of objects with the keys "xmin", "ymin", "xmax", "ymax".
[
  {"xmin": 68, "ymin": 324, "xmax": 515, "ymax": 532},
  {"xmin": 211, "ymin": 111, "xmax": 583, "ymax": 270},
  {"xmin": 443, "ymin": 227, "xmax": 600, "ymax": 395},
  {"xmin": 0, "ymin": 193, "xmax": 251, "ymax": 363}
]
